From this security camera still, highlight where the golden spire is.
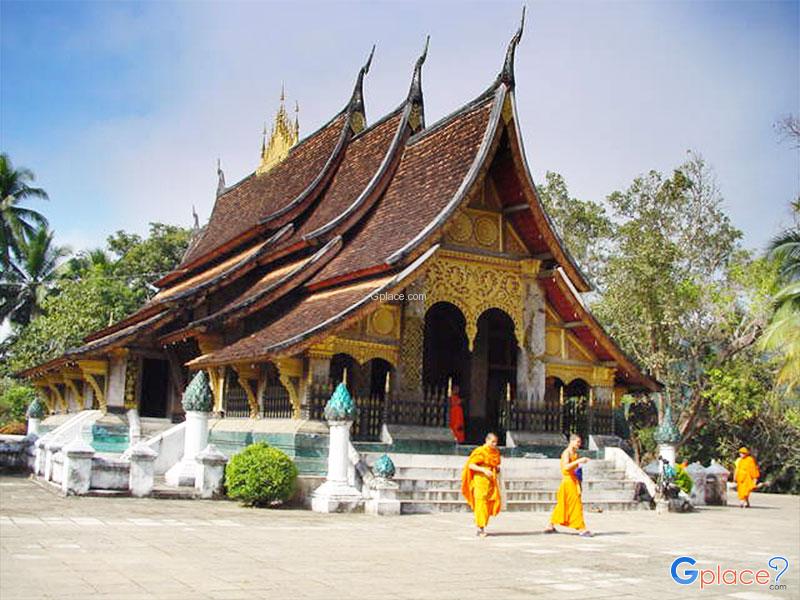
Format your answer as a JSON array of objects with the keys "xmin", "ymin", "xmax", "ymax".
[{"xmin": 257, "ymin": 87, "xmax": 300, "ymax": 175}]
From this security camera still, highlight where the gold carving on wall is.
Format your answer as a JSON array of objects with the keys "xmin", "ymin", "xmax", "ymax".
[
  {"xmin": 448, "ymin": 211, "xmax": 473, "ymax": 244},
  {"xmin": 275, "ymin": 357, "xmax": 303, "ymax": 418},
  {"xmin": 311, "ymin": 336, "xmax": 398, "ymax": 367},
  {"xmin": 233, "ymin": 363, "xmax": 261, "ymax": 418},
  {"xmin": 367, "ymin": 305, "xmax": 400, "ymax": 339},
  {"xmin": 399, "ymin": 313, "xmax": 424, "ymax": 397},
  {"xmin": 422, "ymin": 250, "xmax": 528, "ymax": 350},
  {"xmin": 124, "ymin": 357, "xmax": 140, "ymax": 410},
  {"xmin": 545, "ymin": 362, "xmax": 615, "ymax": 387},
  {"xmin": 78, "ymin": 360, "xmax": 108, "ymax": 413},
  {"xmin": 545, "ymin": 328, "xmax": 562, "ymax": 357},
  {"xmin": 444, "ymin": 209, "xmax": 503, "ymax": 252},
  {"xmin": 474, "ymin": 215, "xmax": 499, "ymax": 247}
]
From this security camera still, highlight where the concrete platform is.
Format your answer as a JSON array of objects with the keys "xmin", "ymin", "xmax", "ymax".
[{"xmin": 2, "ymin": 473, "xmax": 797, "ymax": 599}]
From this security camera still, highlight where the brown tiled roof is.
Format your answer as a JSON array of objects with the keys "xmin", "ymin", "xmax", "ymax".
[
  {"xmin": 154, "ymin": 240, "xmax": 268, "ymax": 301},
  {"xmin": 294, "ymin": 110, "xmax": 403, "ymax": 240},
  {"xmin": 310, "ymin": 94, "xmax": 497, "ymax": 286},
  {"xmin": 188, "ymin": 243, "xmax": 438, "ymax": 368},
  {"xmin": 191, "ymin": 236, "xmax": 341, "ymax": 328},
  {"xmin": 83, "ymin": 235, "xmax": 276, "ymax": 344},
  {"xmin": 179, "ymin": 113, "xmax": 348, "ymax": 268},
  {"xmin": 188, "ymin": 278, "xmax": 390, "ymax": 367}
]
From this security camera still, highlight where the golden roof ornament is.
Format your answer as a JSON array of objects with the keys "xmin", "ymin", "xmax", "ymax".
[{"xmin": 257, "ymin": 87, "xmax": 300, "ymax": 175}]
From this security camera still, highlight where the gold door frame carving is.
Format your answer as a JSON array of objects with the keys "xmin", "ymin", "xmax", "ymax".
[{"xmin": 421, "ymin": 249, "xmax": 539, "ymax": 350}]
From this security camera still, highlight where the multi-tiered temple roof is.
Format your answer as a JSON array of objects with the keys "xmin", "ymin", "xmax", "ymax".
[{"xmin": 20, "ymin": 14, "xmax": 658, "ymax": 394}]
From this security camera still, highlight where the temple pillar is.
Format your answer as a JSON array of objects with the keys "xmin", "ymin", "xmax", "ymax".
[
  {"xmin": 106, "ymin": 349, "xmax": 129, "ymax": 412},
  {"xmin": 397, "ymin": 281, "xmax": 425, "ymax": 404},
  {"xmin": 516, "ymin": 273, "xmax": 546, "ymax": 410}
]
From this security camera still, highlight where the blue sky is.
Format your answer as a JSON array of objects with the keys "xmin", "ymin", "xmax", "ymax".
[{"xmin": 1, "ymin": 0, "xmax": 798, "ymax": 256}]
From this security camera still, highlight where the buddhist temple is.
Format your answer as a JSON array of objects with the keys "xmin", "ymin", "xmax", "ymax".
[{"xmin": 19, "ymin": 14, "xmax": 659, "ymax": 453}]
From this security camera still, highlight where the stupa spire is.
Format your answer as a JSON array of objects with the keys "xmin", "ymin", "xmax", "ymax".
[{"xmin": 257, "ymin": 87, "xmax": 300, "ymax": 175}]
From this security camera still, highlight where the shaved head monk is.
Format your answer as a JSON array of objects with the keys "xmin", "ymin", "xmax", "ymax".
[
  {"xmin": 461, "ymin": 432, "xmax": 502, "ymax": 537},
  {"xmin": 544, "ymin": 433, "xmax": 592, "ymax": 537}
]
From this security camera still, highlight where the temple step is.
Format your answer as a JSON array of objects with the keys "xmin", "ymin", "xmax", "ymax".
[
  {"xmin": 362, "ymin": 452, "xmax": 644, "ymax": 515},
  {"xmin": 400, "ymin": 500, "xmax": 647, "ymax": 514},
  {"xmin": 394, "ymin": 477, "xmax": 634, "ymax": 492}
]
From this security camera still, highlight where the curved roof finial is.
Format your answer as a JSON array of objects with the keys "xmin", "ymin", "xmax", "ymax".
[
  {"xmin": 499, "ymin": 6, "xmax": 526, "ymax": 88},
  {"xmin": 216, "ymin": 158, "xmax": 226, "ymax": 196},
  {"xmin": 407, "ymin": 35, "xmax": 429, "ymax": 104},
  {"xmin": 349, "ymin": 45, "xmax": 376, "ymax": 113}
]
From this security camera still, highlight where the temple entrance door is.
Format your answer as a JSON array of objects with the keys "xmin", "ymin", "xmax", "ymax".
[
  {"xmin": 562, "ymin": 379, "xmax": 590, "ymax": 442},
  {"xmin": 469, "ymin": 309, "xmax": 517, "ymax": 444},
  {"xmin": 423, "ymin": 301, "xmax": 471, "ymax": 425},
  {"xmin": 140, "ymin": 358, "xmax": 169, "ymax": 418}
]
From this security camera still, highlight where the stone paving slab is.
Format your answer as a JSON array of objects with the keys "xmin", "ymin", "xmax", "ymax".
[{"xmin": 0, "ymin": 474, "xmax": 798, "ymax": 599}]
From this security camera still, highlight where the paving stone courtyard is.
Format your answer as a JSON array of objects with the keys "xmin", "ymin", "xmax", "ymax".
[{"xmin": 0, "ymin": 473, "xmax": 798, "ymax": 600}]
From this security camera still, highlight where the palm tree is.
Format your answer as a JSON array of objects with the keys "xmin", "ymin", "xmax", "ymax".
[
  {"xmin": 60, "ymin": 248, "xmax": 114, "ymax": 280},
  {"xmin": 761, "ymin": 216, "xmax": 800, "ymax": 392},
  {"xmin": 0, "ymin": 153, "xmax": 49, "ymax": 268},
  {"xmin": 0, "ymin": 226, "xmax": 67, "ymax": 326}
]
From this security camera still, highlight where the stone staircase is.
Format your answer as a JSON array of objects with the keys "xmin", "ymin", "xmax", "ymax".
[
  {"xmin": 139, "ymin": 417, "xmax": 176, "ymax": 440},
  {"xmin": 362, "ymin": 452, "xmax": 646, "ymax": 515}
]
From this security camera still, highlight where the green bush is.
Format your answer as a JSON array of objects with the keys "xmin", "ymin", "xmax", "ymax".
[
  {"xmin": 0, "ymin": 383, "xmax": 37, "ymax": 426},
  {"xmin": 225, "ymin": 442, "xmax": 298, "ymax": 507},
  {"xmin": 674, "ymin": 464, "xmax": 693, "ymax": 494}
]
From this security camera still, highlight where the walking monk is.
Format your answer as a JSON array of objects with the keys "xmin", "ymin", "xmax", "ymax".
[
  {"xmin": 449, "ymin": 384, "xmax": 465, "ymax": 443},
  {"xmin": 544, "ymin": 433, "xmax": 592, "ymax": 537},
  {"xmin": 461, "ymin": 432, "xmax": 502, "ymax": 537},
  {"xmin": 734, "ymin": 447, "xmax": 760, "ymax": 508}
]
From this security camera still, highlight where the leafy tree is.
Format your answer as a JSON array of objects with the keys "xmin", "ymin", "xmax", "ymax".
[
  {"xmin": 0, "ymin": 226, "xmax": 68, "ymax": 326},
  {"xmin": 7, "ymin": 268, "xmax": 141, "ymax": 373},
  {"xmin": 536, "ymin": 171, "xmax": 613, "ymax": 286},
  {"xmin": 0, "ymin": 377, "xmax": 36, "ymax": 426},
  {"xmin": 0, "ymin": 153, "xmax": 48, "ymax": 267},
  {"xmin": 4, "ymin": 222, "xmax": 191, "ymax": 373},
  {"xmin": 61, "ymin": 248, "xmax": 115, "ymax": 280},
  {"xmin": 592, "ymin": 153, "xmax": 768, "ymax": 445},
  {"xmin": 107, "ymin": 223, "xmax": 192, "ymax": 303}
]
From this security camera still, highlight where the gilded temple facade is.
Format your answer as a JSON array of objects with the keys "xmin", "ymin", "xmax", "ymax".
[{"xmin": 19, "ymin": 21, "xmax": 658, "ymax": 446}]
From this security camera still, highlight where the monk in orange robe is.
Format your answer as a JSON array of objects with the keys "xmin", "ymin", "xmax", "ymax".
[
  {"xmin": 449, "ymin": 385, "xmax": 465, "ymax": 443},
  {"xmin": 461, "ymin": 432, "xmax": 502, "ymax": 537},
  {"xmin": 734, "ymin": 447, "xmax": 760, "ymax": 508},
  {"xmin": 544, "ymin": 433, "xmax": 592, "ymax": 537}
]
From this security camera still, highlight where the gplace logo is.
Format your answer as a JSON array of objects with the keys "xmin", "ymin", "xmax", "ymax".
[{"xmin": 671, "ymin": 556, "xmax": 790, "ymax": 591}]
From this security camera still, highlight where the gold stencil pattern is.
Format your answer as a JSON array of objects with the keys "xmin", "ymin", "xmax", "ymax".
[{"xmin": 422, "ymin": 250, "xmax": 526, "ymax": 349}]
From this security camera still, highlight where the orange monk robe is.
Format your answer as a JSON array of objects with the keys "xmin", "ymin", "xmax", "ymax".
[
  {"xmin": 461, "ymin": 445, "xmax": 502, "ymax": 528},
  {"xmin": 449, "ymin": 394, "xmax": 465, "ymax": 443},
  {"xmin": 549, "ymin": 451, "xmax": 586, "ymax": 530},
  {"xmin": 735, "ymin": 455, "xmax": 760, "ymax": 501}
]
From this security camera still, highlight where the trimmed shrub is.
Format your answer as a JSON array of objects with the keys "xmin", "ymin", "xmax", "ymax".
[{"xmin": 225, "ymin": 442, "xmax": 298, "ymax": 507}]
